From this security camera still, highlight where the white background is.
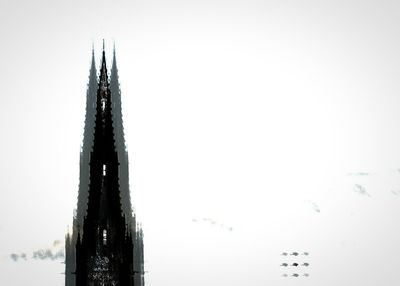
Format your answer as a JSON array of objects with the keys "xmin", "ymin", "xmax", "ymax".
[{"xmin": 1, "ymin": 0, "xmax": 400, "ymax": 285}]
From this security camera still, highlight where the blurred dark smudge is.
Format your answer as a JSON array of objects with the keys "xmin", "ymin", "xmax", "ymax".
[
  {"xmin": 354, "ymin": 184, "xmax": 370, "ymax": 197},
  {"xmin": 9, "ymin": 240, "xmax": 65, "ymax": 261}
]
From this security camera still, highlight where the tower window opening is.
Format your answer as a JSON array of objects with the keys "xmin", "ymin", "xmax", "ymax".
[
  {"xmin": 103, "ymin": 229, "xmax": 107, "ymax": 245},
  {"xmin": 101, "ymin": 98, "xmax": 106, "ymax": 111},
  {"xmin": 103, "ymin": 164, "xmax": 106, "ymax": 176}
]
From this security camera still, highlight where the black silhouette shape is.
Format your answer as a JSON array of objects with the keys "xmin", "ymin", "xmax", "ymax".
[
  {"xmin": 310, "ymin": 202, "xmax": 321, "ymax": 212},
  {"xmin": 65, "ymin": 43, "xmax": 144, "ymax": 286},
  {"xmin": 354, "ymin": 184, "xmax": 370, "ymax": 197},
  {"xmin": 280, "ymin": 263, "xmax": 288, "ymax": 267},
  {"xmin": 292, "ymin": 263, "xmax": 299, "ymax": 267}
]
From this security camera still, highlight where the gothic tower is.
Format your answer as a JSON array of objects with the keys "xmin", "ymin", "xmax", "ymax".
[
  {"xmin": 65, "ymin": 47, "xmax": 98, "ymax": 286},
  {"xmin": 65, "ymin": 44, "xmax": 144, "ymax": 286}
]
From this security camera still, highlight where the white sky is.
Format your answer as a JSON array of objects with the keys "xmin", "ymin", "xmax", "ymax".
[{"xmin": 1, "ymin": 0, "xmax": 400, "ymax": 285}]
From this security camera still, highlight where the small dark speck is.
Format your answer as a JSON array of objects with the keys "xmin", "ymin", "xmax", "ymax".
[
  {"xmin": 292, "ymin": 263, "xmax": 299, "ymax": 267},
  {"xmin": 309, "ymin": 202, "xmax": 321, "ymax": 213},
  {"xmin": 10, "ymin": 253, "xmax": 18, "ymax": 261},
  {"xmin": 292, "ymin": 273, "xmax": 299, "ymax": 277},
  {"xmin": 354, "ymin": 184, "xmax": 370, "ymax": 197}
]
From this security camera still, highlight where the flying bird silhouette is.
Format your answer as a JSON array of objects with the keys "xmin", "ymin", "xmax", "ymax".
[
  {"xmin": 310, "ymin": 202, "xmax": 321, "ymax": 212},
  {"xmin": 354, "ymin": 184, "xmax": 370, "ymax": 197}
]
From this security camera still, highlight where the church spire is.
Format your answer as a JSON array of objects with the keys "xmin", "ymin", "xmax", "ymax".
[
  {"xmin": 68, "ymin": 44, "xmax": 143, "ymax": 286},
  {"xmin": 76, "ymin": 45, "xmax": 134, "ymax": 286},
  {"xmin": 100, "ymin": 42, "xmax": 108, "ymax": 87},
  {"xmin": 112, "ymin": 41, "xmax": 117, "ymax": 72},
  {"xmin": 75, "ymin": 45, "xmax": 98, "ymax": 230},
  {"xmin": 110, "ymin": 43, "xmax": 134, "ymax": 228},
  {"xmin": 110, "ymin": 42, "xmax": 119, "ymax": 89}
]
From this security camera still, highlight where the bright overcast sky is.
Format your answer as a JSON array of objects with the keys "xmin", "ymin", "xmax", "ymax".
[{"xmin": 1, "ymin": 0, "xmax": 400, "ymax": 285}]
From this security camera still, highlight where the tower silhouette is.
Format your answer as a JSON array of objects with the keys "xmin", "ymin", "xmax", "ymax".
[{"xmin": 65, "ymin": 43, "xmax": 144, "ymax": 286}]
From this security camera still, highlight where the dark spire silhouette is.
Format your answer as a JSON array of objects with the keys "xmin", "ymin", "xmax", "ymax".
[
  {"xmin": 76, "ymin": 45, "xmax": 98, "ymax": 227},
  {"xmin": 66, "ymin": 47, "xmax": 98, "ymax": 286},
  {"xmin": 75, "ymin": 45, "xmax": 134, "ymax": 286},
  {"xmin": 110, "ymin": 44, "xmax": 145, "ymax": 285},
  {"xmin": 66, "ymin": 44, "xmax": 144, "ymax": 286},
  {"xmin": 109, "ymin": 44, "xmax": 132, "ymax": 226}
]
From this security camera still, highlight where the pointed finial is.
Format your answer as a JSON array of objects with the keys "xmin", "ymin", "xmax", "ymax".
[
  {"xmin": 91, "ymin": 43, "xmax": 95, "ymax": 62},
  {"xmin": 112, "ymin": 41, "xmax": 117, "ymax": 67},
  {"xmin": 101, "ymin": 40, "xmax": 107, "ymax": 68}
]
